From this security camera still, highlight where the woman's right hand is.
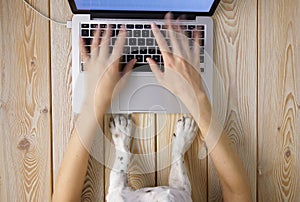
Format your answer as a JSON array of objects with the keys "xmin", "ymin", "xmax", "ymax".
[{"xmin": 147, "ymin": 13, "xmax": 212, "ymax": 136}]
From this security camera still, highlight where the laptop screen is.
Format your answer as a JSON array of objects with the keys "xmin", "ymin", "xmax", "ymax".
[
  {"xmin": 74, "ymin": 0, "xmax": 215, "ymax": 12},
  {"xmin": 69, "ymin": 0, "xmax": 220, "ymax": 16}
]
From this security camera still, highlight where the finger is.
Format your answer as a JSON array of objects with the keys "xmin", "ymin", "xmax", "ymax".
[
  {"xmin": 80, "ymin": 38, "xmax": 89, "ymax": 62},
  {"xmin": 111, "ymin": 26, "xmax": 126, "ymax": 61},
  {"xmin": 91, "ymin": 28, "xmax": 100, "ymax": 57},
  {"xmin": 151, "ymin": 23, "xmax": 171, "ymax": 60},
  {"xmin": 112, "ymin": 59, "xmax": 136, "ymax": 98},
  {"xmin": 100, "ymin": 25, "xmax": 112, "ymax": 58},
  {"xmin": 146, "ymin": 58, "xmax": 163, "ymax": 82},
  {"xmin": 165, "ymin": 13, "xmax": 182, "ymax": 57},
  {"xmin": 122, "ymin": 59, "xmax": 136, "ymax": 77},
  {"xmin": 193, "ymin": 30, "xmax": 201, "ymax": 64},
  {"xmin": 176, "ymin": 21, "xmax": 190, "ymax": 60}
]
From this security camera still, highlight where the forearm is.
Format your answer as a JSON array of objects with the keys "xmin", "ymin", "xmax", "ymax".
[
  {"xmin": 52, "ymin": 110, "xmax": 105, "ymax": 201},
  {"xmin": 52, "ymin": 129, "xmax": 90, "ymax": 201},
  {"xmin": 193, "ymin": 96, "xmax": 251, "ymax": 201},
  {"xmin": 209, "ymin": 132, "xmax": 252, "ymax": 201}
]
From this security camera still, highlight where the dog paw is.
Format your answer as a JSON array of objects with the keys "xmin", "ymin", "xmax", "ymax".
[
  {"xmin": 110, "ymin": 115, "xmax": 133, "ymax": 151},
  {"xmin": 172, "ymin": 117, "xmax": 197, "ymax": 155}
]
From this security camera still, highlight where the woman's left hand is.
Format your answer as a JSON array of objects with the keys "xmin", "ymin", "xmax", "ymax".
[{"xmin": 79, "ymin": 25, "xmax": 136, "ymax": 120}]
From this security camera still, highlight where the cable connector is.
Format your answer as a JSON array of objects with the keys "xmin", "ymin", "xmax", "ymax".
[{"xmin": 67, "ymin": 21, "xmax": 72, "ymax": 29}]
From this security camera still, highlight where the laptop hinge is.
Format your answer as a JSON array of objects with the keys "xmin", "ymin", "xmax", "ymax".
[{"xmin": 91, "ymin": 12, "xmax": 196, "ymax": 20}]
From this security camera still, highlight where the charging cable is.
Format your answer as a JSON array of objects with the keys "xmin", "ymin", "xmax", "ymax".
[{"xmin": 22, "ymin": 0, "xmax": 68, "ymax": 26}]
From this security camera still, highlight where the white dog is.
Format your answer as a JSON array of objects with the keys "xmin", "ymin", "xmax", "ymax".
[{"xmin": 106, "ymin": 115, "xmax": 197, "ymax": 202}]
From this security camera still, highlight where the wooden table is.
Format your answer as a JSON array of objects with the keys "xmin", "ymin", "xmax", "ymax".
[{"xmin": 0, "ymin": 0, "xmax": 299, "ymax": 201}]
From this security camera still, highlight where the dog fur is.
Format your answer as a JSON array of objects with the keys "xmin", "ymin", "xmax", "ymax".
[{"xmin": 106, "ymin": 115, "xmax": 197, "ymax": 202}]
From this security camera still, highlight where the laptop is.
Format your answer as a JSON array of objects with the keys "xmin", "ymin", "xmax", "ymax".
[{"xmin": 69, "ymin": 0, "xmax": 220, "ymax": 114}]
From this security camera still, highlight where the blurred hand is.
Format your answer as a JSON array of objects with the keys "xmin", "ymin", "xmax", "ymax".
[
  {"xmin": 147, "ymin": 13, "xmax": 212, "ymax": 134},
  {"xmin": 80, "ymin": 26, "xmax": 136, "ymax": 120}
]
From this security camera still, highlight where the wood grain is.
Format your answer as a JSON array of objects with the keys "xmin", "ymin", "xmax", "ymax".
[
  {"xmin": 156, "ymin": 114, "xmax": 208, "ymax": 202},
  {"xmin": 0, "ymin": 0, "xmax": 51, "ymax": 201},
  {"xmin": 258, "ymin": 0, "xmax": 300, "ymax": 201},
  {"xmin": 50, "ymin": 0, "xmax": 105, "ymax": 201},
  {"xmin": 211, "ymin": 0, "xmax": 257, "ymax": 201},
  {"xmin": 50, "ymin": 0, "xmax": 73, "ymax": 186},
  {"xmin": 104, "ymin": 113, "xmax": 156, "ymax": 199},
  {"xmin": 1, "ymin": 0, "xmax": 300, "ymax": 200}
]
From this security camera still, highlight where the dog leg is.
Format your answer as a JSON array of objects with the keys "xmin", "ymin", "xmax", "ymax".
[
  {"xmin": 169, "ymin": 117, "xmax": 197, "ymax": 194},
  {"xmin": 107, "ymin": 115, "xmax": 133, "ymax": 201}
]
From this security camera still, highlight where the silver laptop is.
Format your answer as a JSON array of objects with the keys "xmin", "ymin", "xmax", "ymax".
[{"xmin": 69, "ymin": 0, "xmax": 220, "ymax": 114}]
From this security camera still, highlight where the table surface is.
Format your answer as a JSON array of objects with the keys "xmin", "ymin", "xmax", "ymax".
[{"xmin": 0, "ymin": 0, "xmax": 299, "ymax": 201}]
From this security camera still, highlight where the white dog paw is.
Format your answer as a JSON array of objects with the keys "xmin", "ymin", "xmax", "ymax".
[
  {"xmin": 172, "ymin": 117, "xmax": 198, "ymax": 155},
  {"xmin": 110, "ymin": 115, "xmax": 133, "ymax": 151}
]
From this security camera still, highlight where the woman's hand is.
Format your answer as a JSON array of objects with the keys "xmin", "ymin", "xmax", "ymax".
[
  {"xmin": 147, "ymin": 13, "xmax": 211, "ymax": 135},
  {"xmin": 80, "ymin": 26, "xmax": 136, "ymax": 120}
]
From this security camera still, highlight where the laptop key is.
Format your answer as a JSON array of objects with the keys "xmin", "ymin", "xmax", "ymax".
[
  {"xmin": 83, "ymin": 38, "xmax": 92, "ymax": 45},
  {"xmin": 200, "ymin": 31, "xmax": 205, "ymax": 38},
  {"xmin": 109, "ymin": 46, "xmax": 113, "ymax": 53},
  {"xmin": 100, "ymin": 24, "xmax": 107, "ymax": 28},
  {"xmin": 188, "ymin": 25, "xmax": 196, "ymax": 30},
  {"xmin": 111, "ymin": 38, "xmax": 117, "ymax": 45},
  {"xmin": 146, "ymin": 38, "xmax": 154, "ymax": 46},
  {"xmin": 197, "ymin": 25, "xmax": 205, "ymax": 30},
  {"xmin": 129, "ymin": 38, "xmax": 137, "ymax": 46},
  {"xmin": 140, "ymin": 47, "xmax": 147, "ymax": 54},
  {"xmin": 138, "ymin": 38, "xmax": 145, "ymax": 46},
  {"xmin": 126, "ymin": 24, "xmax": 134, "ymax": 29},
  {"xmin": 148, "ymin": 47, "xmax": 156, "ymax": 54},
  {"xmin": 142, "ymin": 30, "xmax": 150, "ymax": 37},
  {"xmin": 90, "ymin": 29, "xmax": 96, "ymax": 37},
  {"xmin": 185, "ymin": 31, "xmax": 192, "ymax": 38},
  {"xmin": 81, "ymin": 29, "xmax": 89, "ymax": 37},
  {"xmin": 111, "ymin": 30, "xmax": 116, "ymax": 37},
  {"xmin": 135, "ymin": 24, "xmax": 143, "ymax": 29},
  {"xmin": 144, "ymin": 24, "xmax": 151, "ymax": 29},
  {"xmin": 110, "ymin": 24, "xmax": 117, "ymax": 29},
  {"xmin": 134, "ymin": 30, "xmax": 141, "ymax": 37},
  {"xmin": 152, "ymin": 55, "xmax": 160, "ymax": 63},
  {"xmin": 91, "ymin": 24, "xmax": 98, "ymax": 28},
  {"xmin": 126, "ymin": 30, "xmax": 133, "ymax": 37},
  {"xmin": 131, "ymin": 46, "xmax": 139, "ymax": 53},
  {"xmin": 81, "ymin": 24, "xmax": 89, "ymax": 28},
  {"xmin": 200, "ymin": 47, "xmax": 204, "ymax": 54},
  {"xmin": 126, "ymin": 55, "xmax": 135, "ymax": 62},
  {"xmin": 200, "ymin": 39, "xmax": 205, "ymax": 46},
  {"xmin": 136, "ymin": 55, "xmax": 143, "ymax": 62},
  {"xmin": 200, "ymin": 56, "xmax": 204, "ymax": 63},
  {"xmin": 124, "ymin": 46, "xmax": 130, "ymax": 54}
]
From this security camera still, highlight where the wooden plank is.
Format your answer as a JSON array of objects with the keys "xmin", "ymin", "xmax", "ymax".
[
  {"xmin": 258, "ymin": 0, "xmax": 300, "ymax": 201},
  {"xmin": 156, "ymin": 114, "xmax": 207, "ymax": 202},
  {"xmin": 0, "ymin": 0, "xmax": 51, "ymax": 201},
  {"xmin": 210, "ymin": 0, "xmax": 257, "ymax": 201},
  {"xmin": 49, "ymin": 0, "xmax": 73, "ymax": 186},
  {"xmin": 104, "ymin": 113, "xmax": 156, "ymax": 199},
  {"xmin": 50, "ymin": 0, "xmax": 105, "ymax": 201}
]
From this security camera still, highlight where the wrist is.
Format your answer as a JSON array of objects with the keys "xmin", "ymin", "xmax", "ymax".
[{"xmin": 194, "ymin": 95, "xmax": 212, "ymax": 138}]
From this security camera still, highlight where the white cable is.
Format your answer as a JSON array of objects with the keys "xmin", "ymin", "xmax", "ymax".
[{"xmin": 22, "ymin": 0, "xmax": 67, "ymax": 26}]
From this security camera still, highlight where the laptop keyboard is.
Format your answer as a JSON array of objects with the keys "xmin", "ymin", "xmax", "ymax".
[{"xmin": 80, "ymin": 22, "xmax": 205, "ymax": 73}]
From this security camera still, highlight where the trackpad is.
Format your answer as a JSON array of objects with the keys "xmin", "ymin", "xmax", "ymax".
[{"xmin": 119, "ymin": 76, "xmax": 186, "ymax": 112}]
